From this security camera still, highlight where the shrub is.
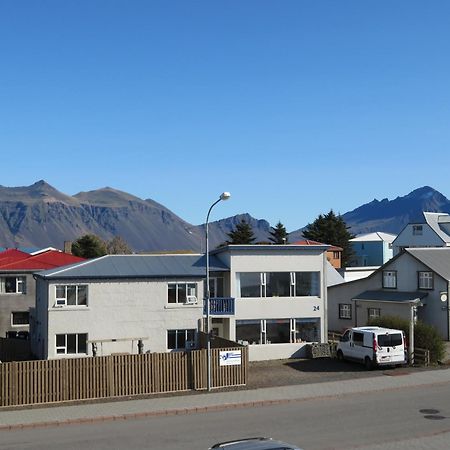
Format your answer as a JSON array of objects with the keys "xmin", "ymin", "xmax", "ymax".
[{"xmin": 368, "ymin": 316, "xmax": 445, "ymax": 364}]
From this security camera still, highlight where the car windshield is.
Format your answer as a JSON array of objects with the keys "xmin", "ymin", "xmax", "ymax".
[{"xmin": 377, "ymin": 333, "xmax": 402, "ymax": 347}]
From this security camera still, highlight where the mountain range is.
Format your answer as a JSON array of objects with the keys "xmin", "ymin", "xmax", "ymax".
[{"xmin": 0, "ymin": 181, "xmax": 449, "ymax": 251}]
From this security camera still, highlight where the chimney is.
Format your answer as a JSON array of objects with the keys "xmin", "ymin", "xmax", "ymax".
[{"xmin": 64, "ymin": 241, "xmax": 72, "ymax": 254}]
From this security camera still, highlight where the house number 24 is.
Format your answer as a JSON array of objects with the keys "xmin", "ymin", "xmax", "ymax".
[{"xmin": 313, "ymin": 305, "xmax": 320, "ymax": 311}]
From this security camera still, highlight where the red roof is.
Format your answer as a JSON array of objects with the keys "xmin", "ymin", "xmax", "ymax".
[
  {"xmin": 0, "ymin": 250, "xmax": 84, "ymax": 270},
  {"xmin": 0, "ymin": 249, "xmax": 31, "ymax": 265},
  {"xmin": 293, "ymin": 240, "xmax": 343, "ymax": 251}
]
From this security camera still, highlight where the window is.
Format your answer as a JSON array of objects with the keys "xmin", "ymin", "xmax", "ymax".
[
  {"xmin": 266, "ymin": 272, "xmax": 291, "ymax": 297},
  {"xmin": 368, "ymin": 308, "xmax": 381, "ymax": 320},
  {"xmin": 353, "ymin": 331, "xmax": 364, "ymax": 346},
  {"xmin": 239, "ymin": 273, "xmax": 262, "ymax": 298},
  {"xmin": 167, "ymin": 329, "xmax": 196, "ymax": 350},
  {"xmin": 418, "ymin": 271, "xmax": 433, "ymax": 290},
  {"xmin": 238, "ymin": 272, "xmax": 321, "ymax": 298},
  {"xmin": 295, "ymin": 272, "xmax": 320, "ymax": 296},
  {"xmin": 167, "ymin": 283, "xmax": 197, "ymax": 304},
  {"xmin": 208, "ymin": 277, "xmax": 224, "ymax": 298},
  {"xmin": 236, "ymin": 318, "xmax": 320, "ymax": 345},
  {"xmin": 0, "ymin": 276, "xmax": 26, "ymax": 294},
  {"xmin": 55, "ymin": 333, "xmax": 87, "ymax": 354},
  {"xmin": 55, "ymin": 285, "xmax": 88, "ymax": 306},
  {"xmin": 11, "ymin": 311, "xmax": 30, "ymax": 326},
  {"xmin": 333, "ymin": 251, "xmax": 340, "ymax": 259},
  {"xmin": 382, "ymin": 271, "xmax": 397, "ymax": 289},
  {"xmin": 236, "ymin": 320, "xmax": 261, "ymax": 344},
  {"xmin": 413, "ymin": 225, "xmax": 423, "ymax": 236},
  {"xmin": 339, "ymin": 304, "xmax": 352, "ymax": 320},
  {"xmin": 295, "ymin": 318, "xmax": 320, "ymax": 342},
  {"xmin": 377, "ymin": 333, "xmax": 402, "ymax": 347},
  {"xmin": 265, "ymin": 319, "xmax": 290, "ymax": 343}
]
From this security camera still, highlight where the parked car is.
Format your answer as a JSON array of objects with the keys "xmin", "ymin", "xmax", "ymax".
[
  {"xmin": 336, "ymin": 326, "xmax": 407, "ymax": 370},
  {"xmin": 209, "ymin": 437, "xmax": 303, "ymax": 449}
]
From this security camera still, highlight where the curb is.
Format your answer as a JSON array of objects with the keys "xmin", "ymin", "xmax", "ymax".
[{"xmin": 0, "ymin": 399, "xmax": 294, "ymax": 431}]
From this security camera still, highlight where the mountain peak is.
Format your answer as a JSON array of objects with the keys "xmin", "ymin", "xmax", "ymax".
[
  {"xmin": 0, "ymin": 181, "xmax": 77, "ymax": 204},
  {"xmin": 74, "ymin": 186, "xmax": 145, "ymax": 206}
]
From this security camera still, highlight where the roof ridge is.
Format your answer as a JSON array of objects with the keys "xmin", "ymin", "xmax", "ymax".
[{"xmin": 40, "ymin": 254, "xmax": 109, "ymax": 276}]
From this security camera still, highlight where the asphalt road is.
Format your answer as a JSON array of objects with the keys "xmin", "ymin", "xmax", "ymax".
[{"xmin": 2, "ymin": 381, "xmax": 450, "ymax": 450}]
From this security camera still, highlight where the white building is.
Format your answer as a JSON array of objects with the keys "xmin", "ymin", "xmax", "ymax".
[
  {"xmin": 32, "ymin": 244, "xmax": 332, "ymax": 361},
  {"xmin": 393, "ymin": 212, "xmax": 450, "ymax": 256}
]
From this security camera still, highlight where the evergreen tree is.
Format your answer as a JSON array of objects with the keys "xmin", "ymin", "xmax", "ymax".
[
  {"xmin": 106, "ymin": 236, "xmax": 133, "ymax": 254},
  {"xmin": 72, "ymin": 234, "xmax": 107, "ymax": 259},
  {"xmin": 269, "ymin": 221, "xmax": 289, "ymax": 244},
  {"xmin": 227, "ymin": 219, "xmax": 256, "ymax": 244},
  {"xmin": 302, "ymin": 210, "xmax": 355, "ymax": 267}
]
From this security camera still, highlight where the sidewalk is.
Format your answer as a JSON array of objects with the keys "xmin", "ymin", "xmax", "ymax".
[{"xmin": 1, "ymin": 368, "xmax": 450, "ymax": 430}]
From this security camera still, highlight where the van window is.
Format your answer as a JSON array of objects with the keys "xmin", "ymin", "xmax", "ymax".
[
  {"xmin": 377, "ymin": 333, "xmax": 403, "ymax": 347},
  {"xmin": 353, "ymin": 332, "xmax": 364, "ymax": 346}
]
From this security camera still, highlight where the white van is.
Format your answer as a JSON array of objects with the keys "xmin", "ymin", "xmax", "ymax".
[{"xmin": 336, "ymin": 326, "xmax": 407, "ymax": 369}]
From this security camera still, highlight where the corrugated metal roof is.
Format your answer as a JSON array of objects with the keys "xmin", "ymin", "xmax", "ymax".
[
  {"xmin": 353, "ymin": 290, "xmax": 428, "ymax": 303},
  {"xmin": 36, "ymin": 254, "xmax": 229, "ymax": 279},
  {"xmin": 406, "ymin": 247, "xmax": 450, "ymax": 280},
  {"xmin": 351, "ymin": 232, "xmax": 396, "ymax": 243}
]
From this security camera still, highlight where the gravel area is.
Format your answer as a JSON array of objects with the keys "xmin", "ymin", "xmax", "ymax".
[{"xmin": 245, "ymin": 357, "xmax": 436, "ymax": 390}]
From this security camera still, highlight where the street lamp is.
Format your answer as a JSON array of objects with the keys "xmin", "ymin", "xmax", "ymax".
[{"xmin": 205, "ymin": 191, "xmax": 231, "ymax": 391}]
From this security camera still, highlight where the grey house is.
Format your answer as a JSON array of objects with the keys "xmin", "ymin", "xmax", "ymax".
[{"xmin": 328, "ymin": 247, "xmax": 450, "ymax": 339}]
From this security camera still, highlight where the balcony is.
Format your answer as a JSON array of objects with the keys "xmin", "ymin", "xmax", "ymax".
[{"xmin": 204, "ymin": 297, "xmax": 235, "ymax": 316}]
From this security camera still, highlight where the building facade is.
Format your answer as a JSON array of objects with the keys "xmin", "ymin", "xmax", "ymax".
[{"xmin": 32, "ymin": 245, "xmax": 330, "ymax": 361}]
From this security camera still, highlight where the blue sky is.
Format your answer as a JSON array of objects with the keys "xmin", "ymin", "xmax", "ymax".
[{"xmin": 1, "ymin": 1, "xmax": 450, "ymax": 231}]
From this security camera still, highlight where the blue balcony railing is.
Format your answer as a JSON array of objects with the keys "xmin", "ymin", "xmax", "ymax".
[{"xmin": 204, "ymin": 297, "xmax": 235, "ymax": 315}]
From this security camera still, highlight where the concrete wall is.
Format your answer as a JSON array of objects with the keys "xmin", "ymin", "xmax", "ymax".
[
  {"xmin": 0, "ymin": 271, "xmax": 36, "ymax": 338},
  {"xmin": 35, "ymin": 277, "xmax": 205, "ymax": 359}
]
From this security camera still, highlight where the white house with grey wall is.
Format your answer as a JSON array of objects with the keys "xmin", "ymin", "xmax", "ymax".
[
  {"xmin": 31, "ymin": 244, "xmax": 333, "ymax": 361},
  {"xmin": 328, "ymin": 247, "xmax": 450, "ymax": 340}
]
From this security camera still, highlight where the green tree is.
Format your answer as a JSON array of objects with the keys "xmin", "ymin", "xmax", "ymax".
[
  {"xmin": 302, "ymin": 210, "xmax": 355, "ymax": 267},
  {"xmin": 72, "ymin": 234, "xmax": 107, "ymax": 259},
  {"xmin": 227, "ymin": 219, "xmax": 256, "ymax": 244},
  {"xmin": 106, "ymin": 236, "xmax": 133, "ymax": 254},
  {"xmin": 269, "ymin": 221, "xmax": 289, "ymax": 244}
]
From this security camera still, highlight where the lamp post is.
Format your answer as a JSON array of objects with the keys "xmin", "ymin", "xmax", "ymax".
[{"xmin": 205, "ymin": 191, "xmax": 231, "ymax": 391}]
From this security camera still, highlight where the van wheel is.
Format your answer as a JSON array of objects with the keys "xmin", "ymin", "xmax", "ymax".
[
  {"xmin": 364, "ymin": 357, "xmax": 374, "ymax": 370},
  {"xmin": 336, "ymin": 350, "xmax": 344, "ymax": 361}
]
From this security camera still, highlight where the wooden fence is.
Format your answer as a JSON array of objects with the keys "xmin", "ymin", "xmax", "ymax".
[
  {"xmin": 412, "ymin": 347, "xmax": 430, "ymax": 366},
  {"xmin": 0, "ymin": 347, "xmax": 248, "ymax": 408}
]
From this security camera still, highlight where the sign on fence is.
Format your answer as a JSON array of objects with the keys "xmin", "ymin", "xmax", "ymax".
[{"xmin": 219, "ymin": 350, "xmax": 242, "ymax": 366}]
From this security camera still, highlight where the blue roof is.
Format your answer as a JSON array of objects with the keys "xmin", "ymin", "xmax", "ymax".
[{"xmin": 36, "ymin": 254, "xmax": 229, "ymax": 280}]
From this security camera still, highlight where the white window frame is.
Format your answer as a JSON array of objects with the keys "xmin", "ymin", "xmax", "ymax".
[
  {"xmin": 418, "ymin": 271, "xmax": 433, "ymax": 290},
  {"xmin": 238, "ymin": 271, "xmax": 321, "ymax": 298},
  {"xmin": 339, "ymin": 304, "xmax": 352, "ymax": 320},
  {"xmin": 11, "ymin": 311, "xmax": 30, "ymax": 326},
  {"xmin": 368, "ymin": 308, "xmax": 381, "ymax": 320},
  {"xmin": 55, "ymin": 333, "xmax": 88, "ymax": 355},
  {"xmin": 0, "ymin": 276, "xmax": 26, "ymax": 294},
  {"xmin": 167, "ymin": 282, "xmax": 198, "ymax": 305},
  {"xmin": 55, "ymin": 285, "xmax": 88, "ymax": 307},
  {"xmin": 383, "ymin": 270, "xmax": 397, "ymax": 289}
]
